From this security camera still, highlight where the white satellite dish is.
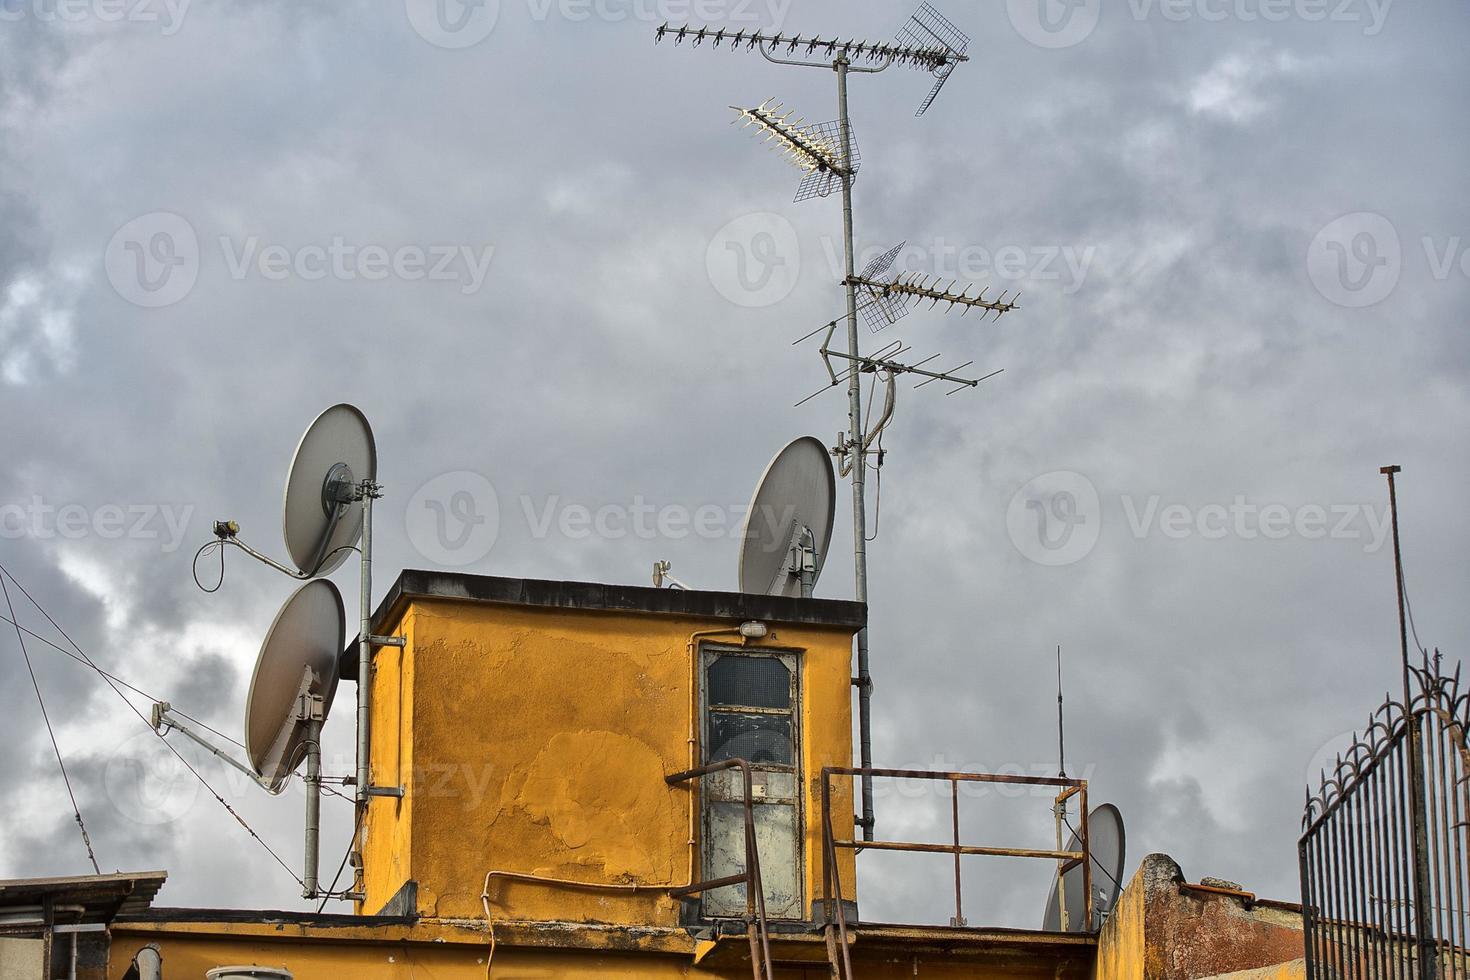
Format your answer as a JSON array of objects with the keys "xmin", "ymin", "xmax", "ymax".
[
  {"xmin": 244, "ymin": 579, "xmax": 344, "ymax": 794},
  {"xmin": 737, "ymin": 436, "xmax": 836, "ymax": 598},
  {"xmin": 1042, "ymin": 803, "xmax": 1127, "ymax": 933},
  {"xmin": 282, "ymin": 403, "xmax": 376, "ymax": 577}
]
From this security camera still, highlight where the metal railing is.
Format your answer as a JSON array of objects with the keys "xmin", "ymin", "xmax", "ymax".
[
  {"xmin": 665, "ymin": 759, "xmax": 774, "ymax": 980},
  {"xmin": 818, "ymin": 766, "xmax": 1092, "ymax": 974},
  {"xmin": 1300, "ymin": 660, "xmax": 1470, "ymax": 980}
]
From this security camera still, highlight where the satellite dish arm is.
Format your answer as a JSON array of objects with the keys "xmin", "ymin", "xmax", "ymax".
[
  {"xmin": 150, "ymin": 702, "xmax": 275, "ymax": 792},
  {"xmin": 206, "ymin": 521, "xmax": 357, "ymax": 583}
]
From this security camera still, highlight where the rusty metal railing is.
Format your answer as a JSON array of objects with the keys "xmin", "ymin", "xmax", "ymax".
[
  {"xmin": 666, "ymin": 759, "xmax": 774, "ymax": 980},
  {"xmin": 819, "ymin": 766, "xmax": 1092, "ymax": 956}
]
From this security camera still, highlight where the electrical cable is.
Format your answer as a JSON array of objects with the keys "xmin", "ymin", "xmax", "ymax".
[
  {"xmin": 865, "ymin": 426, "xmax": 884, "ymax": 543},
  {"xmin": 0, "ymin": 561, "xmax": 304, "ymax": 887},
  {"xmin": 192, "ymin": 540, "xmax": 226, "ymax": 593},
  {"xmin": 1, "ymin": 570, "xmax": 101, "ymax": 875},
  {"xmin": 316, "ymin": 810, "xmax": 364, "ymax": 913},
  {"xmin": 1399, "ymin": 568, "xmax": 1430, "ymax": 662},
  {"xmin": 0, "ymin": 609, "xmax": 244, "ymax": 750},
  {"xmin": 1062, "ymin": 813, "xmax": 1122, "ymax": 893}
]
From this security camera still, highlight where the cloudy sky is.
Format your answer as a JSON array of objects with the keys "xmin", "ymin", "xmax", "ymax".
[{"xmin": 0, "ymin": 0, "xmax": 1466, "ymax": 929}]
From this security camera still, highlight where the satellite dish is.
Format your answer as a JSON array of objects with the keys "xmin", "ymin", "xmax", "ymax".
[
  {"xmin": 737, "ymin": 436, "xmax": 836, "ymax": 598},
  {"xmin": 282, "ymin": 404, "xmax": 376, "ymax": 577},
  {"xmin": 245, "ymin": 579, "xmax": 344, "ymax": 794},
  {"xmin": 1042, "ymin": 803, "xmax": 1126, "ymax": 932}
]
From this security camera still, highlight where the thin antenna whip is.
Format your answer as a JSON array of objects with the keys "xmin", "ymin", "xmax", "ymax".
[{"xmin": 1056, "ymin": 644, "xmax": 1066, "ymax": 779}]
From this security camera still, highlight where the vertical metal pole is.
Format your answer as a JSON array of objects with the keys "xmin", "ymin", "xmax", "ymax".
[
  {"xmin": 800, "ymin": 527, "xmax": 816, "ymax": 600},
  {"xmin": 303, "ymin": 714, "xmax": 323, "ymax": 899},
  {"xmin": 836, "ymin": 55, "xmax": 875, "ymax": 843},
  {"xmin": 1055, "ymin": 795, "xmax": 1070, "ymax": 932},
  {"xmin": 354, "ymin": 485, "xmax": 375, "ymax": 887},
  {"xmin": 1300, "ymin": 839, "xmax": 1317, "ymax": 980},
  {"xmin": 1382, "ymin": 465, "xmax": 1436, "ymax": 980},
  {"xmin": 950, "ymin": 778, "xmax": 964, "ymax": 926},
  {"xmin": 1080, "ymin": 783, "xmax": 1093, "ymax": 932}
]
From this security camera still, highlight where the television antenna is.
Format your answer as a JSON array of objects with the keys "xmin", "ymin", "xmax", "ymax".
[
  {"xmin": 173, "ymin": 403, "xmax": 406, "ymax": 903},
  {"xmin": 657, "ymin": 3, "xmax": 1018, "ymax": 840},
  {"xmin": 737, "ymin": 436, "xmax": 837, "ymax": 600}
]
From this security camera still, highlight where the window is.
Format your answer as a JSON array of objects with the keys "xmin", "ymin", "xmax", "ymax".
[
  {"xmin": 700, "ymin": 647, "xmax": 804, "ymax": 920},
  {"xmin": 704, "ymin": 653, "xmax": 796, "ymax": 768}
]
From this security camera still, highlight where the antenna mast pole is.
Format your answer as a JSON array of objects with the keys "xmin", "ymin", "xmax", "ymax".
[
  {"xmin": 657, "ymin": 6, "xmax": 977, "ymax": 843},
  {"xmin": 1381, "ymin": 464, "xmax": 1437, "ymax": 980},
  {"xmin": 836, "ymin": 55, "xmax": 878, "ymax": 842}
]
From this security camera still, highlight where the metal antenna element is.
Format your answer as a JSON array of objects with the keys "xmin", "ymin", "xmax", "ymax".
[
  {"xmin": 658, "ymin": 4, "xmax": 997, "ymax": 845},
  {"xmin": 846, "ymin": 241, "xmax": 1021, "ymax": 333},
  {"xmin": 655, "ymin": 22, "xmax": 965, "ymax": 73},
  {"xmin": 732, "ymin": 101, "xmax": 860, "ymax": 201},
  {"xmin": 794, "ymin": 321, "xmax": 1001, "ymax": 404},
  {"xmin": 895, "ymin": 3, "xmax": 971, "ymax": 115}
]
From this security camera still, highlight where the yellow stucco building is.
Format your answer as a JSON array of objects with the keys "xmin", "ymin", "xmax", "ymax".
[{"xmin": 0, "ymin": 570, "xmax": 1309, "ymax": 979}]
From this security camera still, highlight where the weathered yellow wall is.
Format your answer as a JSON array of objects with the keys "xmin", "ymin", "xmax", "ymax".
[
  {"xmin": 1097, "ymin": 855, "xmax": 1306, "ymax": 980},
  {"xmin": 361, "ymin": 606, "xmax": 417, "ymax": 910},
  {"xmin": 107, "ymin": 925, "xmax": 1087, "ymax": 980},
  {"xmin": 361, "ymin": 597, "xmax": 857, "ymax": 925},
  {"xmin": 1095, "ymin": 846, "xmax": 1147, "ymax": 980}
]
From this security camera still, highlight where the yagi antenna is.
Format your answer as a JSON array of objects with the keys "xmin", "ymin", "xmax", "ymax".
[
  {"xmin": 846, "ymin": 241, "xmax": 1021, "ymax": 333},
  {"xmin": 654, "ymin": 23, "xmax": 964, "ymax": 75},
  {"xmin": 732, "ymin": 101, "xmax": 861, "ymax": 202},
  {"xmin": 657, "ymin": 3, "xmax": 1015, "ymax": 845},
  {"xmin": 794, "ymin": 319, "xmax": 1002, "ymax": 404},
  {"xmin": 895, "ymin": 3, "xmax": 971, "ymax": 116}
]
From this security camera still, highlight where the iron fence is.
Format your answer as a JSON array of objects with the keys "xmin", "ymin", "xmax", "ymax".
[{"xmin": 1300, "ymin": 659, "xmax": 1470, "ymax": 980}]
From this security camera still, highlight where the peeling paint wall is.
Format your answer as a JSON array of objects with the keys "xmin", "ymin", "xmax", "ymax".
[
  {"xmin": 1097, "ymin": 854, "xmax": 1306, "ymax": 980},
  {"xmin": 107, "ymin": 923, "xmax": 1094, "ymax": 980},
  {"xmin": 360, "ymin": 598, "xmax": 858, "ymax": 925}
]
